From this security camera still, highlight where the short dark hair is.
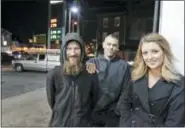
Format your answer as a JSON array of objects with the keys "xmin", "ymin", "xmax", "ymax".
[
  {"xmin": 109, "ymin": 32, "xmax": 119, "ymax": 40},
  {"xmin": 104, "ymin": 32, "xmax": 119, "ymax": 42}
]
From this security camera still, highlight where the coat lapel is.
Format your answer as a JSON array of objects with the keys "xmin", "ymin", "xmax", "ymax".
[{"xmin": 134, "ymin": 77, "xmax": 150, "ymax": 113}]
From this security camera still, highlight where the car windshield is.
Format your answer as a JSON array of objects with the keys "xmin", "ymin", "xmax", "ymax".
[{"xmin": 26, "ymin": 54, "xmax": 37, "ymax": 60}]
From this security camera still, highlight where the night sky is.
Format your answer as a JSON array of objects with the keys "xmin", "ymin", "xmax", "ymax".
[
  {"xmin": 2, "ymin": 0, "xmax": 49, "ymax": 43},
  {"xmin": 2, "ymin": 0, "xmax": 149, "ymax": 43}
]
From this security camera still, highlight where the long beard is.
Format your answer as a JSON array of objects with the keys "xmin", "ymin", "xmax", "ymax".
[{"xmin": 63, "ymin": 57, "xmax": 84, "ymax": 76}]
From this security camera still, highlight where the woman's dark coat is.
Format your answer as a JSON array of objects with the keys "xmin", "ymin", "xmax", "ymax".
[{"xmin": 119, "ymin": 76, "xmax": 185, "ymax": 127}]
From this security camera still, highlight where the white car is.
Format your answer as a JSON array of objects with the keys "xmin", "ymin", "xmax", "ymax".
[{"xmin": 12, "ymin": 53, "xmax": 60, "ymax": 72}]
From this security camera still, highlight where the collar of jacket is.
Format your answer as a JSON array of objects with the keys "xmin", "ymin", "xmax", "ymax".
[
  {"xmin": 98, "ymin": 54, "xmax": 121, "ymax": 62},
  {"xmin": 143, "ymin": 74, "xmax": 184, "ymax": 86},
  {"xmin": 133, "ymin": 75, "xmax": 184, "ymax": 114}
]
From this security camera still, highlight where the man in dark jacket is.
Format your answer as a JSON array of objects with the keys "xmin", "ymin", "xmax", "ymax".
[
  {"xmin": 46, "ymin": 33, "xmax": 99, "ymax": 127},
  {"xmin": 87, "ymin": 33, "xmax": 131, "ymax": 126}
]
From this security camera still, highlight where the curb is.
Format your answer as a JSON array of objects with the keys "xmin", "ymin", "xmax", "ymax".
[{"xmin": 1, "ymin": 65, "xmax": 13, "ymax": 72}]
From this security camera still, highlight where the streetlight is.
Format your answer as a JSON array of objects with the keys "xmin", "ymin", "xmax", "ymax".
[
  {"xmin": 50, "ymin": 0, "xmax": 63, "ymax": 4},
  {"xmin": 68, "ymin": 6, "xmax": 79, "ymax": 33},
  {"xmin": 71, "ymin": 6, "xmax": 79, "ymax": 13}
]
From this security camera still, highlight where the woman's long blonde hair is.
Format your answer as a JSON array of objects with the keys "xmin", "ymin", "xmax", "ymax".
[{"xmin": 132, "ymin": 33, "xmax": 180, "ymax": 82}]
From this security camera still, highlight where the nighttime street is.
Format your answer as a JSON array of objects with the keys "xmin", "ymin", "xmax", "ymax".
[
  {"xmin": 1, "ymin": 0, "xmax": 184, "ymax": 127},
  {"xmin": 2, "ymin": 69, "xmax": 46, "ymax": 99},
  {"xmin": 1, "ymin": 69, "xmax": 51, "ymax": 127}
]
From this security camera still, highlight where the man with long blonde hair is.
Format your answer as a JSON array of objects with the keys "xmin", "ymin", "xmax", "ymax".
[{"xmin": 119, "ymin": 33, "xmax": 184, "ymax": 127}]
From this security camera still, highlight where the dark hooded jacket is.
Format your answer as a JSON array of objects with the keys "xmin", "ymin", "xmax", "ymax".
[{"xmin": 46, "ymin": 33, "xmax": 99, "ymax": 127}]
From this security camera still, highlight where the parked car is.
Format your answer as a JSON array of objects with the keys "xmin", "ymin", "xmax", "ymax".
[
  {"xmin": 1, "ymin": 52, "xmax": 14, "ymax": 64},
  {"xmin": 12, "ymin": 53, "xmax": 60, "ymax": 72}
]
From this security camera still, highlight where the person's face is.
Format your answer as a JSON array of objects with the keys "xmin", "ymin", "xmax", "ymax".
[
  {"xmin": 141, "ymin": 42, "xmax": 164, "ymax": 70},
  {"xmin": 66, "ymin": 41, "xmax": 81, "ymax": 65},
  {"xmin": 103, "ymin": 37, "xmax": 119, "ymax": 57}
]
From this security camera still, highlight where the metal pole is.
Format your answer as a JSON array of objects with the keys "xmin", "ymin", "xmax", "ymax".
[
  {"xmin": 47, "ymin": 0, "xmax": 51, "ymax": 49},
  {"xmin": 77, "ymin": 14, "xmax": 80, "ymax": 34},
  {"xmin": 62, "ymin": 0, "xmax": 67, "ymax": 44},
  {"xmin": 153, "ymin": 0, "xmax": 160, "ymax": 32},
  {"xmin": 68, "ymin": 10, "xmax": 71, "ymax": 33},
  {"xmin": 72, "ymin": 21, "xmax": 75, "ymax": 32}
]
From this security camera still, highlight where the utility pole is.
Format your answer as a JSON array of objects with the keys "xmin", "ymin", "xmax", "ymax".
[
  {"xmin": 62, "ymin": 0, "xmax": 67, "ymax": 43},
  {"xmin": 77, "ymin": 14, "xmax": 80, "ymax": 34},
  {"xmin": 47, "ymin": 0, "xmax": 51, "ymax": 49},
  {"xmin": 153, "ymin": 0, "xmax": 160, "ymax": 32},
  {"xmin": 68, "ymin": 10, "xmax": 71, "ymax": 33}
]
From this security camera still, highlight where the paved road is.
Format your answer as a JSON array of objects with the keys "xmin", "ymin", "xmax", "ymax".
[
  {"xmin": 1, "ymin": 70, "xmax": 51, "ymax": 127},
  {"xmin": 2, "ymin": 88, "xmax": 51, "ymax": 127},
  {"xmin": 1, "ymin": 70, "xmax": 47, "ymax": 99}
]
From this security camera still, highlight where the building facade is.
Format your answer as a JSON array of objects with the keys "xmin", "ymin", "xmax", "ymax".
[
  {"xmin": 1, "ymin": 28, "xmax": 12, "ymax": 53},
  {"xmin": 96, "ymin": 0, "xmax": 154, "ymax": 60},
  {"xmin": 33, "ymin": 34, "xmax": 47, "ymax": 44},
  {"xmin": 97, "ymin": 12, "xmax": 126, "ymax": 45}
]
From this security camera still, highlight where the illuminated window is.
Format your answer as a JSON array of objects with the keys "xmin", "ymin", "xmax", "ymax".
[
  {"xmin": 52, "ymin": 35, "xmax": 56, "ymax": 39},
  {"xmin": 56, "ymin": 40, "xmax": 59, "ymax": 44},
  {"xmin": 51, "ymin": 19, "xmax": 57, "ymax": 23},
  {"xmin": 53, "ymin": 31, "xmax": 56, "ymax": 34},
  {"xmin": 3, "ymin": 41, "xmax": 7, "ymax": 46},
  {"xmin": 114, "ymin": 17, "xmax": 120, "ymax": 27},
  {"xmin": 33, "ymin": 36, "xmax": 37, "ymax": 42},
  {"xmin": 51, "ymin": 23, "xmax": 57, "ymax": 28},
  {"xmin": 103, "ymin": 18, "xmax": 108, "ymax": 28},
  {"xmin": 57, "ymin": 30, "xmax": 61, "ymax": 34},
  {"xmin": 29, "ymin": 39, "xmax": 33, "ymax": 43}
]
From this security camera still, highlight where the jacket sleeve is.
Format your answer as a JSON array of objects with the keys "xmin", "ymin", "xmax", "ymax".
[
  {"xmin": 86, "ymin": 58, "xmax": 99, "ymax": 68},
  {"xmin": 118, "ymin": 80, "xmax": 133, "ymax": 127},
  {"xmin": 46, "ymin": 68, "xmax": 56, "ymax": 109},
  {"xmin": 91, "ymin": 73, "xmax": 99, "ymax": 110},
  {"xmin": 116, "ymin": 64, "xmax": 131, "ymax": 114},
  {"xmin": 164, "ymin": 88, "xmax": 185, "ymax": 127},
  {"xmin": 86, "ymin": 58, "xmax": 95, "ymax": 64}
]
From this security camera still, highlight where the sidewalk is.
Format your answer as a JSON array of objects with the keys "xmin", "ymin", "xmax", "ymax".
[
  {"xmin": 1, "ymin": 88, "xmax": 51, "ymax": 127},
  {"xmin": 1, "ymin": 65, "xmax": 13, "ymax": 72}
]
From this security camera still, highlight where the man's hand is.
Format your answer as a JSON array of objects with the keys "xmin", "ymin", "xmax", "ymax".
[{"xmin": 86, "ymin": 63, "xmax": 98, "ymax": 74}]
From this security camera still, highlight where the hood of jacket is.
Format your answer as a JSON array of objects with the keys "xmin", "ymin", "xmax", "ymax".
[{"xmin": 60, "ymin": 33, "xmax": 85, "ymax": 64}]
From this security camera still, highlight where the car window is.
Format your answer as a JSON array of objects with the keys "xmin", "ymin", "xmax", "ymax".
[
  {"xmin": 39, "ymin": 54, "xmax": 45, "ymax": 60},
  {"xmin": 47, "ymin": 54, "xmax": 60, "ymax": 62},
  {"xmin": 26, "ymin": 55, "xmax": 37, "ymax": 60}
]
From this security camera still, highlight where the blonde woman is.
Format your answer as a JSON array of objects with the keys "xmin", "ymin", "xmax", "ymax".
[{"xmin": 119, "ymin": 33, "xmax": 184, "ymax": 127}]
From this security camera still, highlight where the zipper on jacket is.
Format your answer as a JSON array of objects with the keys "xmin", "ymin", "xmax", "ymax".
[
  {"xmin": 104, "ymin": 61, "xmax": 111, "ymax": 79},
  {"xmin": 70, "ymin": 80, "xmax": 75, "ymax": 126},
  {"xmin": 69, "ymin": 81, "xmax": 73, "ymax": 127}
]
